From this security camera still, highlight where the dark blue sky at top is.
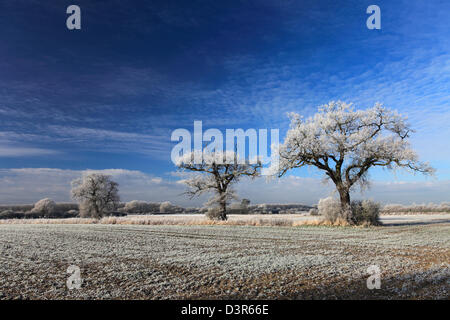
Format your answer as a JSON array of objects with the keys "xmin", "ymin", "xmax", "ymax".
[{"xmin": 0, "ymin": 0, "xmax": 449, "ymax": 181}]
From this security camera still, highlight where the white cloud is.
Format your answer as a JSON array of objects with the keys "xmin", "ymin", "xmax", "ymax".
[{"xmin": 0, "ymin": 145, "xmax": 59, "ymax": 157}]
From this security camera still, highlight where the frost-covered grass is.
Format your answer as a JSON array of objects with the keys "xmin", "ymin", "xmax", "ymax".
[
  {"xmin": 0, "ymin": 222, "xmax": 448, "ymax": 299},
  {"xmin": 0, "ymin": 213, "xmax": 448, "ymax": 227},
  {"xmin": 0, "ymin": 214, "xmax": 319, "ymax": 226}
]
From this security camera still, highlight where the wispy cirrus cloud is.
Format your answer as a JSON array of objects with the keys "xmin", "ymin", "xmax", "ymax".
[
  {"xmin": 0, "ymin": 125, "xmax": 172, "ymax": 158},
  {"xmin": 0, "ymin": 146, "xmax": 59, "ymax": 157},
  {"xmin": 0, "ymin": 131, "xmax": 60, "ymax": 157}
]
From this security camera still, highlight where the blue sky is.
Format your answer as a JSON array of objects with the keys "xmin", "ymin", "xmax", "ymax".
[{"xmin": 0, "ymin": 0, "xmax": 449, "ymax": 205}]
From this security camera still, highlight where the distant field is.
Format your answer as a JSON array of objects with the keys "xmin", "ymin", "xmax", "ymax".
[{"xmin": 0, "ymin": 220, "xmax": 448, "ymax": 299}]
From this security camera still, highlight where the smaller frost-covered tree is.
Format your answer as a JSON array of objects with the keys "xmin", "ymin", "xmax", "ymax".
[
  {"xmin": 123, "ymin": 200, "xmax": 146, "ymax": 213},
  {"xmin": 71, "ymin": 173, "xmax": 120, "ymax": 218},
  {"xmin": 160, "ymin": 201, "xmax": 174, "ymax": 213},
  {"xmin": 123, "ymin": 200, "xmax": 159, "ymax": 214},
  {"xmin": 31, "ymin": 198, "xmax": 56, "ymax": 216},
  {"xmin": 176, "ymin": 151, "xmax": 261, "ymax": 220},
  {"xmin": 278, "ymin": 101, "xmax": 434, "ymax": 223}
]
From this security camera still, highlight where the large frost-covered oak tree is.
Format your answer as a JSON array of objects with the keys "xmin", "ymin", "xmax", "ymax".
[
  {"xmin": 71, "ymin": 173, "xmax": 120, "ymax": 218},
  {"xmin": 176, "ymin": 151, "xmax": 261, "ymax": 220},
  {"xmin": 278, "ymin": 101, "xmax": 434, "ymax": 223}
]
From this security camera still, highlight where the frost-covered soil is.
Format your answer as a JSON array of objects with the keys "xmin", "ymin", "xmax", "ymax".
[{"xmin": 0, "ymin": 223, "xmax": 448, "ymax": 300}]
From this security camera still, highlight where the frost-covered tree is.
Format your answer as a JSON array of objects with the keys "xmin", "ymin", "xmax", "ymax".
[
  {"xmin": 31, "ymin": 198, "xmax": 56, "ymax": 216},
  {"xmin": 176, "ymin": 151, "xmax": 261, "ymax": 220},
  {"xmin": 278, "ymin": 101, "xmax": 434, "ymax": 222},
  {"xmin": 160, "ymin": 201, "xmax": 174, "ymax": 213},
  {"xmin": 71, "ymin": 173, "xmax": 120, "ymax": 218}
]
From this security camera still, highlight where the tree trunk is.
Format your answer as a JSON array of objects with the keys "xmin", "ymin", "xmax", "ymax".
[
  {"xmin": 337, "ymin": 185, "xmax": 353, "ymax": 223},
  {"xmin": 219, "ymin": 199, "xmax": 228, "ymax": 221},
  {"xmin": 93, "ymin": 201, "xmax": 101, "ymax": 219}
]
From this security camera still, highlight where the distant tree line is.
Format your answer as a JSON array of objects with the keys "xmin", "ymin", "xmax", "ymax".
[{"xmin": 381, "ymin": 203, "xmax": 450, "ymax": 214}]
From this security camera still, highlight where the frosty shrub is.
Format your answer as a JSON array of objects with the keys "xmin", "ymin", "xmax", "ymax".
[
  {"xmin": 30, "ymin": 198, "xmax": 56, "ymax": 217},
  {"xmin": 308, "ymin": 208, "xmax": 319, "ymax": 216},
  {"xmin": 123, "ymin": 200, "xmax": 160, "ymax": 214},
  {"xmin": 205, "ymin": 207, "xmax": 222, "ymax": 220},
  {"xmin": 351, "ymin": 200, "xmax": 381, "ymax": 226},
  {"xmin": 67, "ymin": 209, "xmax": 79, "ymax": 217},
  {"xmin": 318, "ymin": 197, "xmax": 380, "ymax": 225},
  {"xmin": 318, "ymin": 197, "xmax": 341, "ymax": 223},
  {"xmin": 160, "ymin": 201, "xmax": 175, "ymax": 213}
]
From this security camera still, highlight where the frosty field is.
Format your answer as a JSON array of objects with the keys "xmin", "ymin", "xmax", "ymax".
[{"xmin": 0, "ymin": 220, "xmax": 448, "ymax": 300}]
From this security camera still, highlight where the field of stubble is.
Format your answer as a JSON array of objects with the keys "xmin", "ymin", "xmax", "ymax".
[{"xmin": 0, "ymin": 221, "xmax": 448, "ymax": 300}]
